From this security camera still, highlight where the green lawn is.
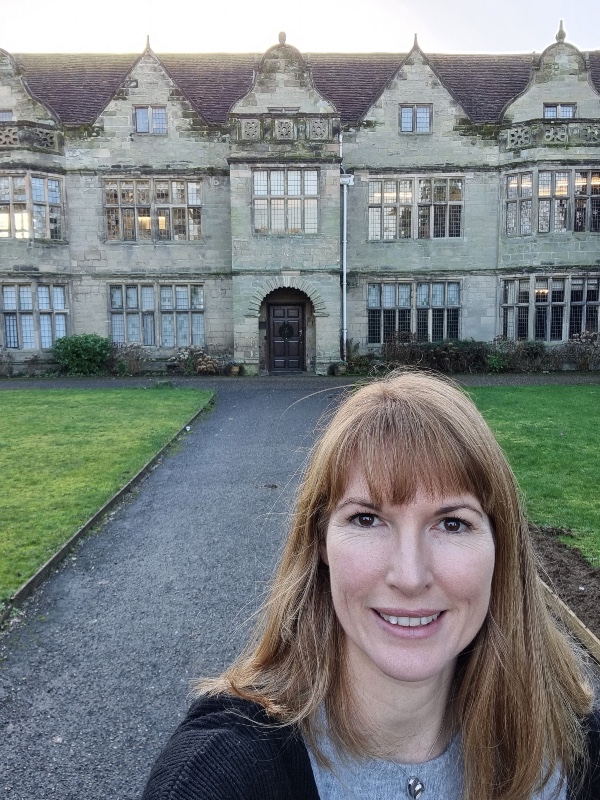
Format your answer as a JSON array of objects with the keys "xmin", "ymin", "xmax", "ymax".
[
  {"xmin": 468, "ymin": 385, "xmax": 600, "ymax": 565},
  {"xmin": 0, "ymin": 388, "xmax": 212, "ymax": 602}
]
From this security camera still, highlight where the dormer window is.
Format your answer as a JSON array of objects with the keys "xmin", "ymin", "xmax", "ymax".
[
  {"xmin": 134, "ymin": 106, "xmax": 167, "ymax": 135},
  {"xmin": 399, "ymin": 105, "xmax": 432, "ymax": 133},
  {"xmin": 543, "ymin": 104, "xmax": 576, "ymax": 119},
  {"xmin": 0, "ymin": 111, "xmax": 13, "ymax": 122}
]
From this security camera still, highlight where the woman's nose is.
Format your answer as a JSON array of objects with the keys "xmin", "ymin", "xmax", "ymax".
[{"xmin": 384, "ymin": 527, "xmax": 433, "ymax": 595}]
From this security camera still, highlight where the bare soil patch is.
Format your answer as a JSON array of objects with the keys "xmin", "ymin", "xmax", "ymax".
[{"xmin": 532, "ymin": 525, "xmax": 600, "ymax": 639}]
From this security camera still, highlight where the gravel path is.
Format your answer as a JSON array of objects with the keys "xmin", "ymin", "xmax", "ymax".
[
  {"xmin": 1, "ymin": 373, "xmax": 598, "ymax": 800},
  {"xmin": 0, "ymin": 377, "xmax": 351, "ymax": 799}
]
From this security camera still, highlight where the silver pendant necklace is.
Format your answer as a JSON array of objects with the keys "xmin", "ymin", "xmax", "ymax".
[{"xmin": 405, "ymin": 710, "xmax": 447, "ymax": 798}]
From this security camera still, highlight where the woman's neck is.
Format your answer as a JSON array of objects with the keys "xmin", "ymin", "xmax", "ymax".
[{"xmin": 345, "ymin": 649, "xmax": 456, "ymax": 763}]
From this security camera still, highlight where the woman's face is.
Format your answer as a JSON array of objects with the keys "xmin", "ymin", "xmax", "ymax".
[{"xmin": 321, "ymin": 464, "xmax": 495, "ymax": 689}]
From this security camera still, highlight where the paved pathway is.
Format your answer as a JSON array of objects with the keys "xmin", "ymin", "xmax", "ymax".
[{"xmin": 1, "ymin": 374, "xmax": 598, "ymax": 800}]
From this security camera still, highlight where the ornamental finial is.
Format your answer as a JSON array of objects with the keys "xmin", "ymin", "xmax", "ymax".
[
  {"xmin": 145, "ymin": 34, "xmax": 151, "ymax": 52},
  {"xmin": 556, "ymin": 20, "xmax": 566, "ymax": 42},
  {"xmin": 278, "ymin": 31, "xmax": 286, "ymax": 45}
]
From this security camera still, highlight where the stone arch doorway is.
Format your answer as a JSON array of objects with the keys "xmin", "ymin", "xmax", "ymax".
[{"xmin": 259, "ymin": 288, "xmax": 315, "ymax": 372}]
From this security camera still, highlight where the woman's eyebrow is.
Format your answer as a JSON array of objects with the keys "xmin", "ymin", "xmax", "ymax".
[
  {"xmin": 436, "ymin": 503, "xmax": 484, "ymax": 518},
  {"xmin": 335, "ymin": 497, "xmax": 380, "ymax": 512}
]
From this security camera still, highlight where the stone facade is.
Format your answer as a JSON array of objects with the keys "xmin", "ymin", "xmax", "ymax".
[{"xmin": 1, "ymin": 28, "xmax": 599, "ymax": 373}]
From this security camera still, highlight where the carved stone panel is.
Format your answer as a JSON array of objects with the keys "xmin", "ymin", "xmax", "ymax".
[
  {"xmin": 507, "ymin": 126, "xmax": 531, "ymax": 149},
  {"xmin": 0, "ymin": 126, "xmax": 19, "ymax": 146},
  {"xmin": 309, "ymin": 118, "xmax": 329, "ymax": 140},
  {"xmin": 241, "ymin": 119, "xmax": 260, "ymax": 140},
  {"xmin": 581, "ymin": 124, "xmax": 600, "ymax": 143},
  {"xmin": 544, "ymin": 125, "xmax": 568, "ymax": 144},
  {"xmin": 274, "ymin": 118, "xmax": 294, "ymax": 140}
]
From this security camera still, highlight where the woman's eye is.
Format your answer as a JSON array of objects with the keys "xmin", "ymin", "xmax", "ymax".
[
  {"xmin": 350, "ymin": 513, "xmax": 380, "ymax": 528},
  {"xmin": 441, "ymin": 517, "xmax": 467, "ymax": 533}
]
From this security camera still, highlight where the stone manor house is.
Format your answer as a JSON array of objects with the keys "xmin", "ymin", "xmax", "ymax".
[{"xmin": 1, "ymin": 24, "xmax": 599, "ymax": 373}]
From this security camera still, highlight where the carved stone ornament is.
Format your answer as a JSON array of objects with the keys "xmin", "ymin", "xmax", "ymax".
[
  {"xmin": 0, "ymin": 126, "xmax": 19, "ymax": 146},
  {"xmin": 581, "ymin": 124, "xmax": 600, "ymax": 143},
  {"xmin": 34, "ymin": 128, "xmax": 56, "ymax": 149},
  {"xmin": 507, "ymin": 126, "xmax": 532, "ymax": 148},
  {"xmin": 544, "ymin": 125, "xmax": 568, "ymax": 143},
  {"xmin": 309, "ymin": 119, "xmax": 328, "ymax": 140},
  {"xmin": 241, "ymin": 119, "xmax": 260, "ymax": 140},
  {"xmin": 275, "ymin": 118, "xmax": 294, "ymax": 139}
]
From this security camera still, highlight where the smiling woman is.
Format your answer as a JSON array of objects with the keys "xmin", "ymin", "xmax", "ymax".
[{"xmin": 142, "ymin": 371, "xmax": 600, "ymax": 800}]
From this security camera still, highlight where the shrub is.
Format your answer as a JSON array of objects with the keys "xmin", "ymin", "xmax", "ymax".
[
  {"xmin": 167, "ymin": 346, "xmax": 220, "ymax": 375},
  {"xmin": 0, "ymin": 350, "xmax": 14, "ymax": 378},
  {"xmin": 53, "ymin": 334, "xmax": 111, "ymax": 375},
  {"xmin": 382, "ymin": 335, "xmax": 488, "ymax": 374},
  {"xmin": 109, "ymin": 343, "xmax": 149, "ymax": 376},
  {"xmin": 562, "ymin": 332, "xmax": 600, "ymax": 372}
]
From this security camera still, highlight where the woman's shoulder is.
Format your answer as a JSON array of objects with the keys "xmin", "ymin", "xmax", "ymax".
[
  {"xmin": 569, "ymin": 709, "xmax": 600, "ymax": 800},
  {"xmin": 141, "ymin": 694, "xmax": 319, "ymax": 800}
]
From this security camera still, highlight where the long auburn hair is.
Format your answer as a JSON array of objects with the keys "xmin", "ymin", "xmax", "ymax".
[{"xmin": 199, "ymin": 370, "xmax": 592, "ymax": 799}]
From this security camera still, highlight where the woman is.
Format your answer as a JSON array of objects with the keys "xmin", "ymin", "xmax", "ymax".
[{"xmin": 142, "ymin": 371, "xmax": 600, "ymax": 800}]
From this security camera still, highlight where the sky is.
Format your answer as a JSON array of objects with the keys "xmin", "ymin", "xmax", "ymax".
[{"xmin": 0, "ymin": 0, "xmax": 598, "ymax": 55}]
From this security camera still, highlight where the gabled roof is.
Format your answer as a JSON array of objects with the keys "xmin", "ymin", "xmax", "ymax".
[{"xmin": 13, "ymin": 50, "xmax": 600, "ymax": 128}]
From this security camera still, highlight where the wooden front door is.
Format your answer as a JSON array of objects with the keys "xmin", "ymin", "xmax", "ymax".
[{"xmin": 269, "ymin": 305, "xmax": 304, "ymax": 371}]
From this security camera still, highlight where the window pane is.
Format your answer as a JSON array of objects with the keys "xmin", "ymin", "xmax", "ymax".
[
  {"xmin": 433, "ymin": 205, "xmax": 446, "ymax": 238},
  {"xmin": 538, "ymin": 200, "xmax": 551, "ymax": 233},
  {"xmin": 367, "ymin": 309, "xmax": 381, "ymax": 344},
  {"xmin": 157, "ymin": 209, "xmax": 171, "ymax": 240},
  {"xmin": 160, "ymin": 286, "xmax": 173, "ymax": 309},
  {"xmin": 53, "ymin": 286, "xmax": 66, "ymax": 310},
  {"xmin": 418, "ymin": 206, "xmax": 430, "ymax": 239},
  {"xmin": 507, "ymin": 176, "xmax": 518, "ymax": 200},
  {"xmin": 506, "ymin": 202, "xmax": 517, "ymax": 235},
  {"xmin": 433, "ymin": 180, "xmax": 447, "ymax": 203},
  {"xmin": 447, "ymin": 283, "xmax": 460, "ymax": 306},
  {"xmin": 191, "ymin": 313, "xmax": 205, "ymax": 346},
  {"xmin": 520, "ymin": 173, "xmax": 532, "ymax": 198},
  {"xmin": 535, "ymin": 279, "xmax": 548, "ymax": 303},
  {"xmin": 432, "ymin": 308, "xmax": 444, "ymax": 341},
  {"xmin": 142, "ymin": 313, "xmax": 155, "ymax": 345},
  {"xmin": 127, "ymin": 313, "xmax": 140, "ymax": 342},
  {"xmin": 551, "ymin": 279, "xmax": 565, "ymax": 303},
  {"xmin": 13, "ymin": 178, "xmax": 26, "ymax": 202},
  {"xmin": 135, "ymin": 108, "xmax": 149, "ymax": 133},
  {"xmin": 175, "ymin": 286, "xmax": 188, "ymax": 309},
  {"xmin": 176, "ymin": 313, "xmax": 189, "ymax": 346},
  {"xmin": 33, "ymin": 205, "xmax": 47, "ymax": 238},
  {"xmin": 190, "ymin": 286, "xmax": 204, "ymax": 309},
  {"xmin": 538, "ymin": 173, "xmax": 552, "ymax": 197},
  {"xmin": 105, "ymin": 182, "xmax": 118, "ymax": 205},
  {"xmin": 574, "ymin": 198, "xmax": 586, "ymax": 232},
  {"xmin": 20, "ymin": 315, "xmax": 35, "ymax": 348},
  {"xmin": 383, "ymin": 207, "xmax": 396, "ymax": 240},
  {"xmin": 0, "ymin": 178, "xmax": 10, "ymax": 203},
  {"xmin": 254, "ymin": 199, "xmax": 268, "ymax": 232},
  {"xmin": 368, "ymin": 207, "xmax": 381, "ymax": 240},
  {"xmin": 188, "ymin": 207, "xmax": 201, "ymax": 239},
  {"xmin": 253, "ymin": 171, "xmax": 268, "ymax": 196},
  {"xmin": 448, "ymin": 206, "xmax": 461, "ymax": 237},
  {"xmin": 550, "ymin": 306, "xmax": 563, "ymax": 340},
  {"xmin": 271, "ymin": 199, "xmax": 285, "ymax": 232},
  {"xmin": 569, "ymin": 305, "xmax": 583, "ymax": 338},
  {"xmin": 431, "ymin": 283, "xmax": 444, "ymax": 307},
  {"xmin": 4, "ymin": 314, "xmax": 18, "ymax": 347},
  {"xmin": 304, "ymin": 199, "xmax": 318, "ymax": 233},
  {"xmin": 367, "ymin": 284, "xmax": 381, "ymax": 308},
  {"xmin": 544, "ymin": 105, "xmax": 557, "ymax": 119},
  {"xmin": 520, "ymin": 200, "xmax": 532, "ymax": 235},
  {"xmin": 288, "ymin": 198, "xmax": 302, "ymax": 233},
  {"xmin": 155, "ymin": 181, "xmax": 170, "ymax": 203},
  {"xmin": 419, "ymin": 180, "xmax": 431, "ymax": 203},
  {"xmin": 40, "ymin": 314, "xmax": 53, "ymax": 348},
  {"xmin": 398, "ymin": 207, "xmax": 411, "ymax": 239},
  {"xmin": 447, "ymin": 308, "xmax": 459, "ymax": 339},
  {"xmin": 397, "ymin": 285, "xmax": 411, "ymax": 307},
  {"xmin": 304, "ymin": 171, "xmax": 318, "ymax": 196},
  {"xmin": 591, "ymin": 173, "xmax": 600, "ymax": 196},
  {"xmin": 554, "ymin": 199, "xmax": 567, "ymax": 233},
  {"xmin": 49, "ymin": 207, "xmax": 61, "ymax": 240},
  {"xmin": 398, "ymin": 308, "xmax": 411, "ymax": 333},
  {"xmin": 570, "ymin": 278, "xmax": 584, "ymax": 303},
  {"xmin": 417, "ymin": 283, "xmax": 429, "ymax": 307},
  {"xmin": 383, "ymin": 181, "xmax": 397, "ymax": 204},
  {"xmin": 382, "ymin": 285, "xmax": 396, "ymax": 308},
  {"xmin": 19, "ymin": 286, "xmax": 33, "ymax": 310},
  {"xmin": 287, "ymin": 171, "xmax": 302, "ymax": 196},
  {"xmin": 555, "ymin": 172, "xmax": 569, "ymax": 196},
  {"xmin": 587, "ymin": 279, "xmax": 599, "ymax": 302},
  {"xmin": 271, "ymin": 171, "xmax": 285, "ymax": 196},
  {"xmin": 382, "ymin": 309, "xmax": 395, "ymax": 342},
  {"xmin": 400, "ymin": 106, "xmax": 413, "ymax": 132},
  {"xmin": 126, "ymin": 286, "xmax": 138, "ymax": 309},
  {"xmin": 173, "ymin": 207, "xmax": 187, "ymax": 240},
  {"xmin": 136, "ymin": 181, "xmax": 150, "ymax": 204},
  {"xmin": 416, "ymin": 309, "xmax": 428, "ymax": 341},
  {"xmin": 586, "ymin": 306, "xmax": 598, "ymax": 333},
  {"xmin": 368, "ymin": 181, "xmax": 382, "ymax": 204},
  {"xmin": 55, "ymin": 314, "xmax": 66, "ymax": 340},
  {"xmin": 111, "ymin": 314, "xmax": 125, "ymax": 343},
  {"xmin": 517, "ymin": 306, "xmax": 529, "ymax": 340},
  {"xmin": 398, "ymin": 180, "xmax": 412, "ymax": 204},
  {"xmin": 0, "ymin": 205, "xmax": 10, "ymax": 237},
  {"xmin": 38, "ymin": 286, "xmax": 51, "ymax": 310},
  {"xmin": 449, "ymin": 179, "xmax": 462, "ymax": 201},
  {"xmin": 518, "ymin": 280, "xmax": 530, "ymax": 304},
  {"xmin": 161, "ymin": 313, "xmax": 175, "ymax": 346},
  {"xmin": 122, "ymin": 208, "xmax": 136, "ymax": 241},
  {"xmin": 151, "ymin": 107, "xmax": 167, "ymax": 134},
  {"xmin": 106, "ymin": 209, "xmax": 120, "ymax": 240},
  {"xmin": 120, "ymin": 182, "xmax": 134, "ymax": 205},
  {"xmin": 14, "ymin": 205, "xmax": 30, "ymax": 238},
  {"xmin": 415, "ymin": 106, "xmax": 430, "ymax": 133},
  {"xmin": 141, "ymin": 286, "xmax": 154, "ymax": 311},
  {"xmin": 31, "ymin": 177, "xmax": 45, "ymax": 202},
  {"xmin": 110, "ymin": 286, "xmax": 123, "ymax": 309}
]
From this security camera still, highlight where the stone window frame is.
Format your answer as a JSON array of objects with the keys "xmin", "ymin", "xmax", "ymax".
[
  {"xmin": 505, "ymin": 169, "xmax": 600, "ymax": 236},
  {"xmin": 104, "ymin": 177, "xmax": 202, "ymax": 243},
  {"xmin": 500, "ymin": 273, "xmax": 599, "ymax": 342},
  {"xmin": 543, "ymin": 103, "xmax": 576, "ymax": 119},
  {"xmin": 368, "ymin": 176, "xmax": 463, "ymax": 241},
  {"xmin": 366, "ymin": 280, "xmax": 461, "ymax": 345},
  {"xmin": 134, "ymin": 106, "xmax": 168, "ymax": 135},
  {"xmin": 252, "ymin": 168, "xmax": 319, "ymax": 235},
  {"xmin": 1, "ymin": 283, "xmax": 68, "ymax": 349},
  {"xmin": 109, "ymin": 282, "xmax": 205, "ymax": 348},
  {"xmin": 398, "ymin": 104, "xmax": 433, "ymax": 133},
  {"xmin": 0, "ymin": 172, "xmax": 64, "ymax": 241}
]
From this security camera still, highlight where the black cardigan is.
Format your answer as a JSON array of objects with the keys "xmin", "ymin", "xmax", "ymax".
[{"xmin": 141, "ymin": 695, "xmax": 600, "ymax": 800}]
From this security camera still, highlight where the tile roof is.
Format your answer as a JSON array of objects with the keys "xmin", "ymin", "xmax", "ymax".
[{"xmin": 13, "ymin": 50, "xmax": 600, "ymax": 128}]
